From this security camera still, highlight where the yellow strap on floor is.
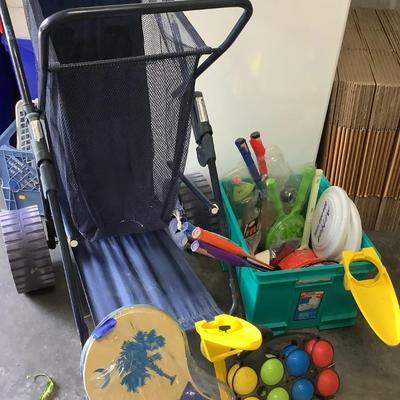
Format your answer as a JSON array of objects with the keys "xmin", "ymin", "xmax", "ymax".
[
  {"xmin": 342, "ymin": 247, "xmax": 400, "ymax": 346},
  {"xmin": 27, "ymin": 373, "xmax": 55, "ymax": 400}
]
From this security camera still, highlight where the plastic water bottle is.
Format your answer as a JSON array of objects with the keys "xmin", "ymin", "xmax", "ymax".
[{"xmin": 231, "ymin": 175, "xmax": 262, "ymax": 254}]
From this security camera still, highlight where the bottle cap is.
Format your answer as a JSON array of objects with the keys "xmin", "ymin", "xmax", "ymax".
[{"xmin": 232, "ymin": 175, "xmax": 242, "ymax": 185}]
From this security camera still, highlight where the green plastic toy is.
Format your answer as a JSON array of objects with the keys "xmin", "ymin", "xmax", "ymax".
[
  {"xmin": 232, "ymin": 177, "xmax": 255, "ymax": 203},
  {"xmin": 265, "ymin": 165, "xmax": 316, "ymax": 249}
]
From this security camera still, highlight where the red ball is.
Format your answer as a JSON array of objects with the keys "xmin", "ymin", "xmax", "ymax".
[
  {"xmin": 306, "ymin": 339, "xmax": 334, "ymax": 368},
  {"xmin": 315, "ymin": 368, "xmax": 340, "ymax": 397},
  {"xmin": 304, "ymin": 339, "xmax": 317, "ymax": 356}
]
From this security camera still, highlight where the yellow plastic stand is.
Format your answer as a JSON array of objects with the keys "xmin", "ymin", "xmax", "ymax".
[
  {"xmin": 195, "ymin": 315, "xmax": 262, "ymax": 399},
  {"xmin": 342, "ymin": 247, "xmax": 400, "ymax": 346}
]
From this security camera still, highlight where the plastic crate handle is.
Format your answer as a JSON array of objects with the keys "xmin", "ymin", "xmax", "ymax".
[{"xmin": 295, "ymin": 278, "xmax": 333, "ymax": 289}]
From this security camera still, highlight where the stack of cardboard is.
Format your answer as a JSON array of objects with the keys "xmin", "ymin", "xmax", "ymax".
[
  {"xmin": 318, "ymin": 8, "xmax": 400, "ymax": 230},
  {"xmin": 375, "ymin": 10, "xmax": 400, "ymax": 230},
  {"xmin": 375, "ymin": 134, "xmax": 400, "ymax": 230}
]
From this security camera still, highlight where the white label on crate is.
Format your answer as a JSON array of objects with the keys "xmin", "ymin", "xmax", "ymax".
[
  {"xmin": 294, "ymin": 291, "xmax": 324, "ymax": 321},
  {"xmin": 296, "ymin": 277, "xmax": 332, "ymax": 285}
]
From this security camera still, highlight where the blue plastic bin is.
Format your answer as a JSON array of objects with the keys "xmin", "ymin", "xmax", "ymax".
[
  {"xmin": 221, "ymin": 176, "xmax": 376, "ymax": 335},
  {"xmin": 0, "ymin": 145, "xmax": 42, "ymax": 211},
  {"xmin": 1, "ymin": 36, "xmax": 38, "ymax": 99}
]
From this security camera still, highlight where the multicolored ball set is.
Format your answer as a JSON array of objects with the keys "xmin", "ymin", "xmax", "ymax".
[{"xmin": 226, "ymin": 337, "xmax": 340, "ymax": 400}]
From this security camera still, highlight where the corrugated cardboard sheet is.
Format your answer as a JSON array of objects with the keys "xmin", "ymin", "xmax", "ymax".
[{"xmin": 318, "ymin": 8, "xmax": 400, "ymax": 231}]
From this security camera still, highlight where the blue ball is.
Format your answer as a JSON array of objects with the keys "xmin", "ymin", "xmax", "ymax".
[
  {"xmin": 291, "ymin": 378, "xmax": 314, "ymax": 400},
  {"xmin": 282, "ymin": 344, "xmax": 298, "ymax": 358},
  {"xmin": 286, "ymin": 349, "xmax": 310, "ymax": 376}
]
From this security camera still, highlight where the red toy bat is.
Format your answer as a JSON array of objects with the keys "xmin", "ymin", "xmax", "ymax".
[{"xmin": 249, "ymin": 131, "xmax": 268, "ymax": 179}]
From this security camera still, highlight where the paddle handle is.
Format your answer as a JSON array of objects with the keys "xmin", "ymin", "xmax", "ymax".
[
  {"xmin": 266, "ymin": 177, "xmax": 284, "ymax": 218},
  {"xmin": 300, "ymin": 169, "xmax": 322, "ymax": 249},
  {"xmin": 290, "ymin": 165, "xmax": 315, "ymax": 213}
]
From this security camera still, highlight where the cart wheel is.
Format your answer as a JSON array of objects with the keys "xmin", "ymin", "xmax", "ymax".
[
  {"xmin": 180, "ymin": 173, "xmax": 220, "ymax": 233},
  {"xmin": 0, "ymin": 205, "xmax": 55, "ymax": 293}
]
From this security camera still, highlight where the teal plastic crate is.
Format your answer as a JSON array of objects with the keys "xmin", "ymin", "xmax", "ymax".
[{"xmin": 221, "ymin": 176, "xmax": 376, "ymax": 335}]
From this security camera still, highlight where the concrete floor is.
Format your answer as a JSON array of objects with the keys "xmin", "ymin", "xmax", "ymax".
[{"xmin": 0, "ymin": 231, "xmax": 399, "ymax": 399}]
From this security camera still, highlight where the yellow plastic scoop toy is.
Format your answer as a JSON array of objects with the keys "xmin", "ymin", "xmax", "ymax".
[
  {"xmin": 342, "ymin": 247, "xmax": 400, "ymax": 346},
  {"xmin": 195, "ymin": 315, "xmax": 262, "ymax": 399}
]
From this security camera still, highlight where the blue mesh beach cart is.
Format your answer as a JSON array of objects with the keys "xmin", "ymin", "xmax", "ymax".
[{"xmin": 0, "ymin": 0, "xmax": 253, "ymax": 346}]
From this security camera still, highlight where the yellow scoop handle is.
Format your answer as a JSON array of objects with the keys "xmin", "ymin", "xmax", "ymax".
[{"xmin": 342, "ymin": 248, "xmax": 400, "ymax": 346}]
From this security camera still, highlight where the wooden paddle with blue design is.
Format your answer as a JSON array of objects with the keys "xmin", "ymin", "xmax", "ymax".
[{"xmin": 81, "ymin": 305, "xmax": 233, "ymax": 400}]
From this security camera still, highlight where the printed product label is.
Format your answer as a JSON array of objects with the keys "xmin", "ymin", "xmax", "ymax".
[
  {"xmin": 312, "ymin": 199, "xmax": 332, "ymax": 244},
  {"xmin": 297, "ymin": 278, "xmax": 332, "ymax": 285},
  {"xmin": 294, "ymin": 291, "xmax": 324, "ymax": 321},
  {"xmin": 243, "ymin": 217, "xmax": 259, "ymax": 239},
  {"xmin": 180, "ymin": 382, "xmax": 206, "ymax": 399}
]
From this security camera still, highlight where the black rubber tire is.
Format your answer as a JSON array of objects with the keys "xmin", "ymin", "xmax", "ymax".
[
  {"xmin": 0, "ymin": 205, "xmax": 55, "ymax": 293},
  {"xmin": 180, "ymin": 173, "xmax": 220, "ymax": 233}
]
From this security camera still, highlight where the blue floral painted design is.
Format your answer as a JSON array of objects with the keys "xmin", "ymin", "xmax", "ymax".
[{"xmin": 95, "ymin": 329, "xmax": 176, "ymax": 392}]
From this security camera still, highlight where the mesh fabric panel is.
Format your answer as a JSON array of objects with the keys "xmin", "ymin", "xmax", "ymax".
[{"xmin": 24, "ymin": 0, "xmax": 210, "ymax": 240}]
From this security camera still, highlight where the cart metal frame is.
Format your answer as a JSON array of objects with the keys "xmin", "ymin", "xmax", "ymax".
[{"xmin": 0, "ymin": 0, "xmax": 253, "ymax": 346}]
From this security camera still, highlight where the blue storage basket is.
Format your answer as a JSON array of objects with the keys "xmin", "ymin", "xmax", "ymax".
[{"xmin": 0, "ymin": 145, "xmax": 41, "ymax": 211}]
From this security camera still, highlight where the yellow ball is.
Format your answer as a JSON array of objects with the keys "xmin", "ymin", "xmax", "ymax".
[
  {"xmin": 227, "ymin": 364, "xmax": 240, "ymax": 389},
  {"xmin": 227, "ymin": 364, "xmax": 258, "ymax": 395},
  {"xmin": 244, "ymin": 398, "xmax": 259, "ymax": 400}
]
